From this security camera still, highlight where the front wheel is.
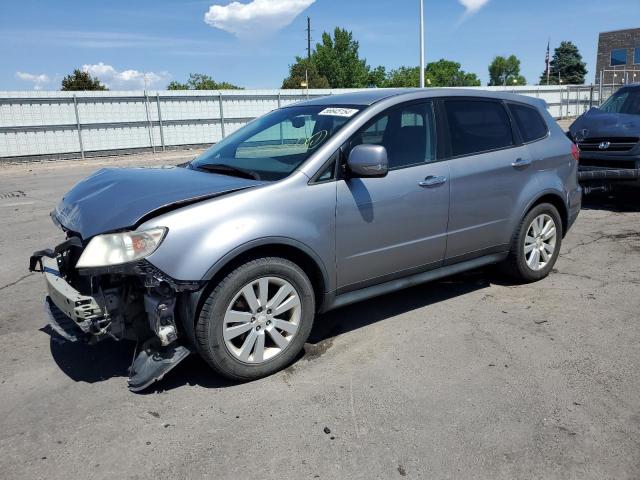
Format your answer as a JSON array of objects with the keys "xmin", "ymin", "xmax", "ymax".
[
  {"xmin": 195, "ymin": 257, "xmax": 315, "ymax": 380},
  {"xmin": 502, "ymin": 203, "xmax": 563, "ymax": 283}
]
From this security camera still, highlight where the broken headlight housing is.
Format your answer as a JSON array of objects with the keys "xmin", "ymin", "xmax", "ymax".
[{"xmin": 76, "ymin": 227, "xmax": 168, "ymax": 268}]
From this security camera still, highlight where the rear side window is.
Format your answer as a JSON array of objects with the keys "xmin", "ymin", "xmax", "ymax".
[
  {"xmin": 444, "ymin": 100, "xmax": 514, "ymax": 157},
  {"xmin": 509, "ymin": 103, "xmax": 548, "ymax": 143}
]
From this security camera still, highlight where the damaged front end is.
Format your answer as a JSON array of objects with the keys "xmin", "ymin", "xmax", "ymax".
[{"xmin": 30, "ymin": 233, "xmax": 201, "ymax": 392}]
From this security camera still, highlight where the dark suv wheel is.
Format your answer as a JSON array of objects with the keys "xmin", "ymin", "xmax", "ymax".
[
  {"xmin": 195, "ymin": 257, "xmax": 315, "ymax": 380},
  {"xmin": 503, "ymin": 203, "xmax": 563, "ymax": 282}
]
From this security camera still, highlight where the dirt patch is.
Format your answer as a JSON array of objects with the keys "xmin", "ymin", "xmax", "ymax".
[
  {"xmin": 303, "ymin": 339, "xmax": 334, "ymax": 361},
  {"xmin": 0, "ymin": 190, "xmax": 26, "ymax": 199},
  {"xmin": 603, "ymin": 231, "xmax": 640, "ymax": 241}
]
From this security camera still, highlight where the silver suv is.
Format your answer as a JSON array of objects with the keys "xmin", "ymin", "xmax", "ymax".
[{"xmin": 30, "ymin": 89, "xmax": 581, "ymax": 390}]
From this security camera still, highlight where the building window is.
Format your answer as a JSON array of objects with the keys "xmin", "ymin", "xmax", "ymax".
[
  {"xmin": 611, "ymin": 48, "xmax": 627, "ymax": 66},
  {"xmin": 635, "ymin": 48, "xmax": 640, "ymax": 65}
]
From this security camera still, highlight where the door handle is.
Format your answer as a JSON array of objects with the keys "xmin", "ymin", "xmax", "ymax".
[
  {"xmin": 511, "ymin": 157, "xmax": 532, "ymax": 168},
  {"xmin": 419, "ymin": 175, "xmax": 447, "ymax": 187}
]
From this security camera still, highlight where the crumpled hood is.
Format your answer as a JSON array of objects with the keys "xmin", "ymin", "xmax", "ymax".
[
  {"xmin": 570, "ymin": 108, "xmax": 640, "ymax": 139},
  {"xmin": 52, "ymin": 166, "xmax": 263, "ymax": 239}
]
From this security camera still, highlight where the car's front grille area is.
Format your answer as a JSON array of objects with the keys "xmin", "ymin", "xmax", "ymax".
[{"xmin": 578, "ymin": 137, "xmax": 639, "ymax": 152}]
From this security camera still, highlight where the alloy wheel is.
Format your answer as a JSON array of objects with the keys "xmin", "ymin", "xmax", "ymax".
[
  {"xmin": 223, "ymin": 276, "xmax": 301, "ymax": 364},
  {"xmin": 523, "ymin": 213, "xmax": 557, "ymax": 271}
]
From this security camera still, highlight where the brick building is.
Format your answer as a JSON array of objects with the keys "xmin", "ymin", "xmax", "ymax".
[{"xmin": 595, "ymin": 28, "xmax": 640, "ymax": 84}]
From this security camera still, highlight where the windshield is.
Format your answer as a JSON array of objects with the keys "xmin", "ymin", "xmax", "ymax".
[
  {"xmin": 600, "ymin": 88, "xmax": 640, "ymax": 115},
  {"xmin": 191, "ymin": 105, "xmax": 363, "ymax": 181}
]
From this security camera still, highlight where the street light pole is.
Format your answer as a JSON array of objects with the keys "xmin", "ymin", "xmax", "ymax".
[{"xmin": 419, "ymin": 0, "xmax": 425, "ymax": 88}]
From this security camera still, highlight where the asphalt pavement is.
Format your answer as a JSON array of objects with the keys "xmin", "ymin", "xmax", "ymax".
[{"xmin": 1, "ymin": 150, "xmax": 639, "ymax": 479}]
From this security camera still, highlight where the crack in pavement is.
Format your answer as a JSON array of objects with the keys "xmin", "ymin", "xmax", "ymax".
[
  {"xmin": 0, "ymin": 273, "xmax": 36, "ymax": 292},
  {"xmin": 562, "ymin": 234, "xmax": 607, "ymax": 256}
]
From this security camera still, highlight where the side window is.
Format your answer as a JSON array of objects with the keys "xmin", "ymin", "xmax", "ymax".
[
  {"xmin": 348, "ymin": 102, "xmax": 436, "ymax": 169},
  {"xmin": 314, "ymin": 154, "xmax": 337, "ymax": 182},
  {"xmin": 444, "ymin": 100, "xmax": 514, "ymax": 157},
  {"xmin": 508, "ymin": 103, "xmax": 548, "ymax": 143}
]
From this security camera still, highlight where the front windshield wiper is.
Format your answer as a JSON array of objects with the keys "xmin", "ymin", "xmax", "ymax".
[{"xmin": 194, "ymin": 163, "xmax": 261, "ymax": 180}]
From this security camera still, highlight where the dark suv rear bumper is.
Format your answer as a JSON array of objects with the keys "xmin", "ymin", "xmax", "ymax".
[{"xmin": 577, "ymin": 151, "xmax": 640, "ymax": 188}]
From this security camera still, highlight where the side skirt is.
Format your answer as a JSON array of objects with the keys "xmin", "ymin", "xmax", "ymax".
[{"xmin": 322, "ymin": 252, "xmax": 507, "ymax": 312}]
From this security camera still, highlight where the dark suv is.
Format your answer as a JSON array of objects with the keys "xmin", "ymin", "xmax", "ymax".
[{"xmin": 569, "ymin": 83, "xmax": 640, "ymax": 193}]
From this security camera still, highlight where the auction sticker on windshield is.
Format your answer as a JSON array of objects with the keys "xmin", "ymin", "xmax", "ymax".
[{"xmin": 318, "ymin": 108, "xmax": 359, "ymax": 117}]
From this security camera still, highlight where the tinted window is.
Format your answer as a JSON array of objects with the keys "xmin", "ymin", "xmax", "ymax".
[
  {"xmin": 611, "ymin": 48, "xmax": 627, "ymax": 66},
  {"xmin": 444, "ymin": 100, "xmax": 514, "ymax": 157},
  {"xmin": 635, "ymin": 48, "xmax": 640, "ymax": 65},
  {"xmin": 509, "ymin": 103, "xmax": 548, "ymax": 142},
  {"xmin": 349, "ymin": 102, "xmax": 436, "ymax": 169}
]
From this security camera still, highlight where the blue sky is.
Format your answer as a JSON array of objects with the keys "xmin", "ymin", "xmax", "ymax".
[{"xmin": 2, "ymin": 0, "xmax": 639, "ymax": 90}]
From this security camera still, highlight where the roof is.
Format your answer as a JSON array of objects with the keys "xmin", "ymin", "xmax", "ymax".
[
  {"xmin": 291, "ymin": 88, "xmax": 544, "ymax": 107},
  {"xmin": 292, "ymin": 89, "xmax": 412, "ymax": 106}
]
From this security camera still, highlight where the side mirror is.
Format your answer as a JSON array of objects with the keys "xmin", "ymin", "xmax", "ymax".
[{"xmin": 347, "ymin": 144, "xmax": 388, "ymax": 178}]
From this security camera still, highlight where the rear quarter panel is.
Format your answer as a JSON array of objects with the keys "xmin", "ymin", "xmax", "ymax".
[{"xmin": 520, "ymin": 109, "xmax": 581, "ymax": 231}]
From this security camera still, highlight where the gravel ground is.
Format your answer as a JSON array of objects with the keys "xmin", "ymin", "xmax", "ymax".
[{"xmin": 0, "ymin": 149, "xmax": 639, "ymax": 479}]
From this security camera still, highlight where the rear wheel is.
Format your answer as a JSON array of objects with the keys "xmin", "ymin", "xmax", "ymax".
[
  {"xmin": 195, "ymin": 257, "xmax": 315, "ymax": 380},
  {"xmin": 502, "ymin": 203, "xmax": 563, "ymax": 282}
]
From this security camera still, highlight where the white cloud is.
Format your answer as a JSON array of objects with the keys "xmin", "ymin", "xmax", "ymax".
[
  {"xmin": 82, "ymin": 63, "xmax": 170, "ymax": 90},
  {"xmin": 458, "ymin": 0, "xmax": 490, "ymax": 16},
  {"xmin": 204, "ymin": 0, "xmax": 315, "ymax": 38},
  {"xmin": 15, "ymin": 71, "xmax": 50, "ymax": 90}
]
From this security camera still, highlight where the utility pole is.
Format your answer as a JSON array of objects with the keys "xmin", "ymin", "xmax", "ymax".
[
  {"xmin": 419, "ymin": 0, "xmax": 425, "ymax": 88},
  {"xmin": 545, "ymin": 38, "xmax": 551, "ymax": 86},
  {"xmin": 306, "ymin": 17, "xmax": 312, "ymax": 61}
]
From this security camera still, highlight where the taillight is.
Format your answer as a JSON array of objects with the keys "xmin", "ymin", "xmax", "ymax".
[{"xmin": 571, "ymin": 143, "xmax": 580, "ymax": 162}]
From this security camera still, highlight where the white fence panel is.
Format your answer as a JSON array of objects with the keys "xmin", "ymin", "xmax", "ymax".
[{"xmin": 0, "ymin": 86, "xmax": 602, "ymax": 160}]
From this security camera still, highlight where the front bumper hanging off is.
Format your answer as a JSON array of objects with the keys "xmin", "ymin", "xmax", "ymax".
[{"xmin": 30, "ymin": 246, "xmax": 194, "ymax": 392}]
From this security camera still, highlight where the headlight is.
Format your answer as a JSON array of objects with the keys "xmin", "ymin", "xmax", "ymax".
[{"xmin": 76, "ymin": 227, "xmax": 167, "ymax": 268}]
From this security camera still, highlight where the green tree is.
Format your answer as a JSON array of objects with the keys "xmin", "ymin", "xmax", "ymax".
[
  {"xmin": 61, "ymin": 69, "xmax": 108, "ymax": 91},
  {"xmin": 167, "ymin": 73, "xmax": 241, "ymax": 90},
  {"xmin": 166, "ymin": 81, "xmax": 189, "ymax": 90},
  {"xmin": 312, "ymin": 28, "xmax": 371, "ymax": 88},
  {"xmin": 367, "ymin": 66, "xmax": 387, "ymax": 88},
  {"xmin": 426, "ymin": 59, "xmax": 481, "ymax": 87},
  {"xmin": 282, "ymin": 57, "xmax": 330, "ymax": 89},
  {"xmin": 385, "ymin": 66, "xmax": 420, "ymax": 87},
  {"xmin": 385, "ymin": 60, "xmax": 481, "ymax": 88},
  {"xmin": 538, "ymin": 41, "xmax": 587, "ymax": 85},
  {"xmin": 488, "ymin": 55, "xmax": 527, "ymax": 86}
]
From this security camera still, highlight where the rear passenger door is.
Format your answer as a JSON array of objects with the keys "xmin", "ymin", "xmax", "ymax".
[{"xmin": 443, "ymin": 98, "xmax": 534, "ymax": 262}]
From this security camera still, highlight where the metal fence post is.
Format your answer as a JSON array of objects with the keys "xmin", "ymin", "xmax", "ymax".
[
  {"xmin": 143, "ymin": 91, "xmax": 156, "ymax": 154},
  {"xmin": 156, "ymin": 93, "xmax": 165, "ymax": 151},
  {"xmin": 72, "ymin": 94, "xmax": 85, "ymax": 159},
  {"xmin": 278, "ymin": 92, "xmax": 283, "ymax": 144},
  {"xmin": 218, "ymin": 93, "xmax": 226, "ymax": 139},
  {"xmin": 599, "ymin": 71, "xmax": 604, "ymax": 106},
  {"xmin": 558, "ymin": 88, "xmax": 563, "ymax": 119}
]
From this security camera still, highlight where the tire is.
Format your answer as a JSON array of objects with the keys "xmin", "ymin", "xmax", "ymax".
[
  {"xmin": 195, "ymin": 257, "xmax": 315, "ymax": 381},
  {"xmin": 502, "ymin": 203, "xmax": 563, "ymax": 283}
]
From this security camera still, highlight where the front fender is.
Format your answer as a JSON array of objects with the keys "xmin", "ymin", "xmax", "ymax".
[
  {"xmin": 140, "ymin": 172, "xmax": 337, "ymax": 290},
  {"xmin": 201, "ymin": 236, "xmax": 330, "ymax": 289}
]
